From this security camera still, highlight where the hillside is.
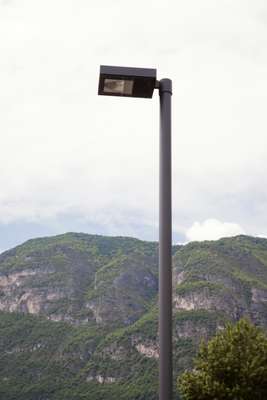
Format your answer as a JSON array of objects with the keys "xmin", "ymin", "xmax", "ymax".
[{"xmin": 0, "ymin": 233, "xmax": 266, "ymax": 399}]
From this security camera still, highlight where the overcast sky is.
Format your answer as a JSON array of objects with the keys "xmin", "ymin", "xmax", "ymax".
[{"xmin": 1, "ymin": 0, "xmax": 267, "ymax": 251}]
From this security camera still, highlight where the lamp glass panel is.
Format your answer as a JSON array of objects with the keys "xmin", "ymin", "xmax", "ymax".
[{"xmin": 103, "ymin": 79, "xmax": 134, "ymax": 95}]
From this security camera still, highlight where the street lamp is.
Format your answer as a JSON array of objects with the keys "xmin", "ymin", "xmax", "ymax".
[{"xmin": 98, "ymin": 65, "xmax": 173, "ymax": 400}]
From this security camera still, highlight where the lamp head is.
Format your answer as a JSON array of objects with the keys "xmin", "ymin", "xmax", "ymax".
[{"xmin": 98, "ymin": 65, "xmax": 157, "ymax": 98}]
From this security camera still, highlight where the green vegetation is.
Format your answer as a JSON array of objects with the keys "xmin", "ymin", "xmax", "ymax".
[
  {"xmin": 178, "ymin": 318, "xmax": 267, "ymax": 400},
  {"xmin": 0, "ymin": 233, "xmax": 266, "ymax": 399}
]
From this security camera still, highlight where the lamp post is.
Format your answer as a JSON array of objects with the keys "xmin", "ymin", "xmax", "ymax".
[{"xmin": 98, "ymin": 65, "xmax": 173, "ymax": 400}]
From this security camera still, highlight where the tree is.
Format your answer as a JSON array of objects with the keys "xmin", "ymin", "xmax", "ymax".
[{"xmin": 178, "ymin": 318, "xmax": 267, "ymax": 400}]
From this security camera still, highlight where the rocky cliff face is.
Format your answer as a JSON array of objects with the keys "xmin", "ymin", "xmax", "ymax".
[
  {"xmin": 0, "ymin": 233, "xmax": 266, "ymax": 400},
  {"xmin": 0, "ymin": 233, "xmax": 158, "ymax": 326}
]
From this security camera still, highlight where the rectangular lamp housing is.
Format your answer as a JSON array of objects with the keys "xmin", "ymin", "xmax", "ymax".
[{"xmin": 98, "ymin": 65, "xmax": 157, "ymax": 98}]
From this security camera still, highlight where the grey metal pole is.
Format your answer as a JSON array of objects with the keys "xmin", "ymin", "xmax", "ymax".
[{"xmin": 159, "ymin": 78, "xmax": 172, "ymax": 400}]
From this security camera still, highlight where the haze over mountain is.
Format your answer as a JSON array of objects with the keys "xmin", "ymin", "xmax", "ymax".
[{"xmin": 0, "ymin": 232, "xmax": 267, "ymax": 399}]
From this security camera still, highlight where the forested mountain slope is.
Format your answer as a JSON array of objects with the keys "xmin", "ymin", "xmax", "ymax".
[{"xmin": 0, "ymin": 233, "xmax": 266, "ymax": 399}]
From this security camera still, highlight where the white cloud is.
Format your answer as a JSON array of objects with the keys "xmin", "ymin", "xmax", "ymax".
[
  {"xmin": 256, "ymin": 233, "xmax": 267, "ymax": 239},
  {"xmin": 186, "ymin": 219, "xmax": 245, "ymax": 242},
  {"xmin": 0, "ymin": 0, "xmax": 267, "ymax": 243}
]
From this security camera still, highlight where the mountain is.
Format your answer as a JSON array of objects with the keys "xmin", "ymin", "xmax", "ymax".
[{"xmin": 0, "ymin": 233, "xmax": 266, "ymax": 399}]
